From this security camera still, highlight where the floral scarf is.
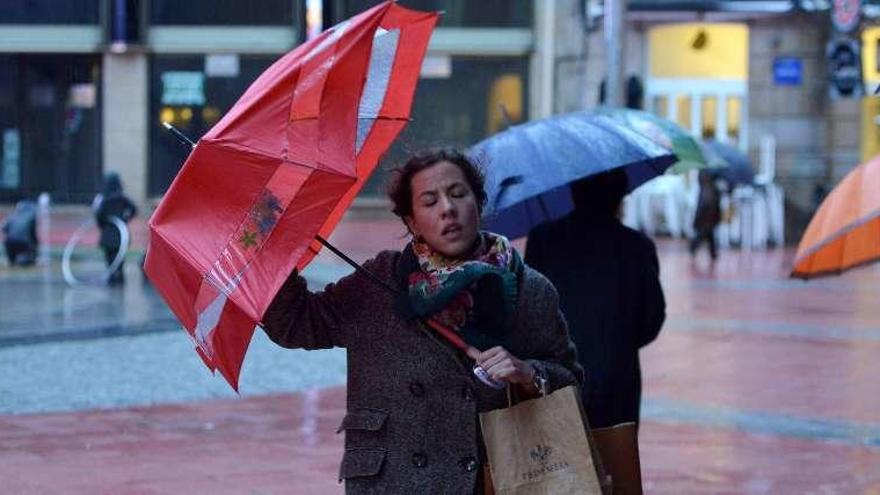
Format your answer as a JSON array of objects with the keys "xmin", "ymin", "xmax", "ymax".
[{"xmin": 397, "ymin": 232, "xmax": 523, "ymax": 351}]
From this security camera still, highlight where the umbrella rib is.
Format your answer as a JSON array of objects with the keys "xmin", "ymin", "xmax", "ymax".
[
  {"xmin": 289, "ymin": 115, "xmax": 413, "ymax": 123},
  {"xmin": 792, "ymin": 252, "xmax": 880, "ymax": 279},
  {"xmin": 205, "ymin": 138, "xmax": 361, "ymax": 180}
]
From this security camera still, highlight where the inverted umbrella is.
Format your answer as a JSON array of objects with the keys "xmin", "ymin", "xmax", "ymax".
[
  {"xmin": 472, "ymin": 111, "xmax": 677, "ymax": 239},
  {"xmin": 595, "ymin": 107, "xmax": 722, "ymax": 174},
  {"xmin": 145, "ymin": 1, "xmax": 438, "ymax": 390},
  {"xmin": 791, "ymin": 154, "xmax": 880, "ymax": 279}
]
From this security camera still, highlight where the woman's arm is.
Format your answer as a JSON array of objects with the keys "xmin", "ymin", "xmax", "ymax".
[
  {"xmin": 261, "ymin": 253, "xmax": 393, "ymax": 350},
  {"xmin": 480, "ymin": 271, "xmax": 583, "ymax": 393},
  {"xmin": 521, "ymin": 272, "xmax": 584, "ymax": 391}
]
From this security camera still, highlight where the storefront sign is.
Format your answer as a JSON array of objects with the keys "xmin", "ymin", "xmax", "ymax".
[
  {"xmin": 832, "ymin": 0, "xmax": 861, "ymax": 33},
  {"xmin": 420, "ymin": 55, "xmax": 452, "ymax": 79},
  {"xmin": 161, "ymin": 72, "xmax": 205, "ymax": 106},
  {"xmin": 827, "ymin": 38, "xmax": 864, "ymax": 98},
  {"xmin": 205, "ymin": 54, "xmax": 240, "ymax": 78},
  {"xmin": 773, "ymin": 57, "xmax": 802, "ymax": 86},
  {"xmin": 68, "ymin": 83, "xmax": 96, "ymax": 108}
]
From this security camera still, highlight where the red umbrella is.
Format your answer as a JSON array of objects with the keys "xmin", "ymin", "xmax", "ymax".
[{"xmin": 145, "ymin": 2, "xmax": 438, "ymax": 390}]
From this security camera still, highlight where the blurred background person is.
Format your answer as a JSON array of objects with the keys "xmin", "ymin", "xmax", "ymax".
[
  {"xmin": 690, "ymin": 169, "xmax": 722, "ymax": 262},
  {"xmin": 92, "ymin": 173, "xmax": 137, "ymax": 284},
  {"xmin": 525, "ymin": 168, "xmax": 666, "ymax": 493},
  {"xmin": 2, "ymin": 196, "xmax": 39, "ymax": 267}
]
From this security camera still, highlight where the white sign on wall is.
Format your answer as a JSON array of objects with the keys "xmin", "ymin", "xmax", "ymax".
[
  {"xmin": 205, "ymin": 54, "xmax": 240, "ymax": 78},
  {"xmin": 421, "ymin": 55, "xmax": 452, "ymax": 79}
]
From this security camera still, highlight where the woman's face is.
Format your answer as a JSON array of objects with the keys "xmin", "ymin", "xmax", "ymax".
[{"xmin": 404, "ymin": 160, "xmax": 481, "ymax": 259}]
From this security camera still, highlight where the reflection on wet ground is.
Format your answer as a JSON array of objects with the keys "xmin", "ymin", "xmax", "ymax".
[{"xmin": 1, "ymin": 215, "xmax": 879, "ymax": 492}]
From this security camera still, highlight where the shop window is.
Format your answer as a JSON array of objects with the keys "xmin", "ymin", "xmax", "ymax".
[
  {"xmin": 0, "ymin": 55, "xmax": 102, "ymax": 203},
  {"xmin": 701, "ymin": 96, "xmax": 717, "ymax": 138},
  {"xmin": 337, "ymin": 0, "xmax": 532, "ymax": 27},
  {"xmin": 150, "ymin": 0, "xmax": 294, "ymax": 26},
  {"xmin": 487, "ymin": 74, "xmax": 523, "ymax": 135},
  {"xmin": 675, "ymin": 95, "xmax": 691, "ymax": 132},
  {"xmin": 361, "ymin": 56, "xmax": 529, "ymax": 195},
  {"xmin": 0, "ymin": 0, "xmax": 99, "ymax": 24},
  {"xmin": 149, "ymin": 54, "xmax": 277, "ymax": 195}
]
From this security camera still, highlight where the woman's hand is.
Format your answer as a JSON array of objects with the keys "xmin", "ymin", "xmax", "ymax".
[{"xmin": 475, "ymin": 346, "xmax": 536, "ymax": 385}]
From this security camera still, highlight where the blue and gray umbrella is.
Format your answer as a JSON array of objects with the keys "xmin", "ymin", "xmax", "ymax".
[
  {"xmin": 703, "ymin": 139, "xmax": 754, "ymax": 186},
  {"xmin": 470, "ymin": 111, "xmax": 677, "ymax": 239}
]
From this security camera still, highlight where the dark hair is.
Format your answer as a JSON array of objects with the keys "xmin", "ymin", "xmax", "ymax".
[
  {"xmin": 570, "ymin": 168, "xmax": 628, "ymax": 216},
  {"xmin": 387, "ymin": 148, "xmax": 487, "ymax": 219}
]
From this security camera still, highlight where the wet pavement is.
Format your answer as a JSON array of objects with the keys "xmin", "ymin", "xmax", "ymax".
[{"xmin": 1, "ymin": 208, "xmax": 880, "ymax": 493}]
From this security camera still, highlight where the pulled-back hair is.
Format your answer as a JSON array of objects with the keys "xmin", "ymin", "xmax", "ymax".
[{"xmin": 386, "ymin": 148, "xmax": 487, "ymax": 219}]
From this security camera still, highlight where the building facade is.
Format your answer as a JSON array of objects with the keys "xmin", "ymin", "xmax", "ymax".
[
  {"xmin": 0, "ymin": 0, "xmax": 556, "ymax": 208},
  {"xmin": 574, "ymin": 0, "xmax": 879, "ymax": 235},
  {"xmin": 2, "ymin": 0, "xmax": 878, "ymax": 239}
]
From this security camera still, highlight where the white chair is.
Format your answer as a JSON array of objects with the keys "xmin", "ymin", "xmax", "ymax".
[
  {"xmin": 716, "ymin": 190, "xmax": 732, "ymax": 248},
  {"xmin": 621, "ymin": 194, "xmax": 640, "ymax": 230},
  {"xmin": 754, "ymin": 135, "xmax": 785, "ymax": 247},
  {"xmin": 730, "ymin": 185, "xmax": 755, "ymax": 250},
  {"xmin": 765, "ymin": 183, "xmax": 785, "ymax": 246}
]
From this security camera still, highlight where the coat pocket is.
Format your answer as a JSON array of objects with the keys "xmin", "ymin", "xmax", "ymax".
[
  {"xmin": 336, "ymin": 407, "xmax": 389, "ymax": 434},
  {"xmin": 338, "ymin": 448, "xmax": 387, "ymax": 481}
]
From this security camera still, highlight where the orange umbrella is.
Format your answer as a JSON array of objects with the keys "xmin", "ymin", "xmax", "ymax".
[{"xmin": 792, "ymin": 154, "xmax": 880, "ymax": 279}]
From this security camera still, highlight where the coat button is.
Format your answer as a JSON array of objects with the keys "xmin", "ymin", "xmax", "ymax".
[
  {"xmin": 462, "ymin": 384, "xmax": 475, "ymax": 401},
  {"xmin": 408, "ymin": 381, "xmax": 425, "ymax": 397},
  {"xmin": 412, "ymin": 452, "xmax": 428, "ymax": 468},
  {"xmin": 460, "ymin": 456, "xmax": 478, "ymax": 473}
]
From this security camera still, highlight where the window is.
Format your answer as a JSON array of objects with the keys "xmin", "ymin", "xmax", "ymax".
[
  {"xmin": 362, "ymin": 56, "xmax": 530, "ymax": 195},
  {"xmin": 0, "ymin": 0, "xmax": 99, "ymax": 24},
  {"xmin": 149, "ymin": 54, "xmax": 278, "ymax": 195},
  {"xmin": 0, "ymin": 55, "xmax": 102, "ymax": 203},
  {"xmin": 337, "ymin": 0, "xmax": 532, "ymax": 28},
  {"xmin": 150, "ymin": 0, "xmax": 295, "ymax": 26}
]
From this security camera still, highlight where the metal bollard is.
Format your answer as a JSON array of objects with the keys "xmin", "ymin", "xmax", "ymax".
[{"xmin": 37, "ymin": 192, "xmax": 50, "ymax": 265}]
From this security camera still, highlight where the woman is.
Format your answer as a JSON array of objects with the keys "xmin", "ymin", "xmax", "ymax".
[{"xmin": 262, "ymin": 149, "xmax": 583, "ymax": 494}]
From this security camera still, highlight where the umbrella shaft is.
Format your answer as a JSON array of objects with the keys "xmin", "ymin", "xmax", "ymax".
[
  {"xmin": 315, "ymin": 235, "xmax": 399, "ymax": 295},
  {"xmin": 315, "ymin": 235, "xmax": 478, "ymax": 358}
]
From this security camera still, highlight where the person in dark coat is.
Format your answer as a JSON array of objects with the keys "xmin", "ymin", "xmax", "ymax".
[
  {"xmin": 2, "ymin": 198, "xmax": 38, "ymax": 266},
  {"xmin": 262, "ymin": 149, "xmax": 583, "ymax": 494},
  {"xmin": 525, "ymin": 168, "xmax": 666, "ymax": 429},
  {"xmin": 690, "ymin": 169, "xmax": 721, "ymax": 261},
  {"xmin": 92, "ymin": 173, "xmax": 137, "ymax": 284}
]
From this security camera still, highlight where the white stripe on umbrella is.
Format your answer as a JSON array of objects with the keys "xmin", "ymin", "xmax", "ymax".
[{"xmin": 356, "ymin": 28, "xmax": 400, "ymax": 154}]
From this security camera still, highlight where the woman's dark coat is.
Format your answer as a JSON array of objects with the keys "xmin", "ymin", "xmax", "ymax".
[{"xmin": 262, "ymin": 250, "xmax": 583, "ymax": 494}]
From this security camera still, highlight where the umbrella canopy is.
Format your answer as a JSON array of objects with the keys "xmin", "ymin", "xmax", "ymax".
[
  {"xmin": 472, "ymin": 111, "xmax": 677, "ymax": 239},
  {"xmin": 595, "ymin": 107, "xmax": 721, "ymax": 174},
  {"xmin": 792, "ymin": 154, "xmax": 880, "ymax": 279},
  {"xmin": 145, "ymin": 1, "xmax": 438, "ymax": 390},
  {"xmin": 704, "ymin": 139, "xmax": 755, "ymax": 186}
]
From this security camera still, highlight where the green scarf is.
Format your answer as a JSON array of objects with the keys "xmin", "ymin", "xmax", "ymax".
[{"xmin": 397, "ymin": 232, "xmax": 523, "ymax": 351}]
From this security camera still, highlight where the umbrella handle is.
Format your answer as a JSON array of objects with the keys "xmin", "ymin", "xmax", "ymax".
[
  {"xmin": 423, "ymin": 318, "xmax": 477, "ymax": 357},
  {"xmin": 423, "ymin": 318, "xmax": 506, "ymax": 389}
]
